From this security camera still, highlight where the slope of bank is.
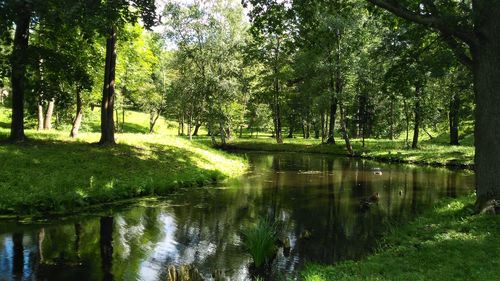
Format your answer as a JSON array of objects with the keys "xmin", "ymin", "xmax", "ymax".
[
  {"xmin": 226, "ymin": 137, "xmax": 474, "ymax": 169},
  {"xmin": 0, "ymin": 109, "xmax": 247, "ymax": 216},
  {"xmin": 302, "ymin": 195, "xmax": 500, "ymax": 281}
]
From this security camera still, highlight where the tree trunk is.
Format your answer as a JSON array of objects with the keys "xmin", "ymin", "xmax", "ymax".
[
  {"xmin": 403, "ymin": 99, "xmax": 410, "ymax": 148},
  {"xmin": 70, "ymin": 89, "xmax": 84, "ymax": 138},
  {"xmin": 188, "ymin": 114, "xmax": 193, "ymax": 141},
  {"xmin": 9, "ymin": 3, "xmax": 30, "ymax": 142},
  {"xmin": 149, "ymin": 110, "xmax": 161, "ymax": 134},
  {"xmin": 37, "ymin": 103, "xmax": 44, "ymax": 131},
  {"xmin": 99, "ymin": 25, "xmax": 117, "ymax": 145},
  {"xmin": 472, "ymin": 7, "xmax": 500, "ymax": 208},
  {"xmin": 326, "ymin": 94, "xmax": 337, "ymax": 144},
  {"xmin": 389, "ymin": 95, "xmax": 395, "ymax": 140},
  {"xmin": 339, "ymin": 103, "xmax": 353, "ymax": 156},
  {"xmin": 219, "ymin": 122, "xmax": 226, "ymax": 146},
  {"xmin": 449, "ymin": 92, "xmax": 460, "ymax": 145},
  {"xmin": 43, "ymin": 99, "xmax": 55, "ymax": 130},
  {"xmin": 193, "ymin": 122, "xmax": 201, "ymax": 136},
  {"xmin": 412, "ymin": 84, "xmax": 421, "ymax": 149},
  {"xmin": 273, "ymin": 74, "xmax": 283, "ymax": 144},
  {"xmin": 321, "ymin": 112, "xmax": 326, "ymax": 143}
]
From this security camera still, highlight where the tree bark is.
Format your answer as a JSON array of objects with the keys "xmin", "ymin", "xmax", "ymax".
[
  {"xmin": 9, "ymin": 2, "xmax": 30, "ymax": 142},
  {"xmin": 193, "ymin": 122, "xmax": 201, "ymax": 136},
  {"xmin": 149, "ymin": 110, "xmax": 161, "ymax": 134},
  {"xmin": 99, "ymin": 25, "xmax": 117, "ymax": 145},
  {"xmin": 70, "ymin": 89, "xmax": 84, "ymax": 138},
  {"xmin": 389, "ymin": 95, "xmax": 395, "ymax": 140},
  {"xmin": 412, "ymin": 84, "xmax": 421, "ymax": 149},
  {"xmin": 37, "ymin": 103, "xmax": 44, "ymax": 131},
  {"xmin": 43, "ymin": 99, "xmax": 55, "ymax": 130},
  {"xmin": 472, "ymin": 4, "xmax": 500, "ymax": 208},
  {"xmin": 339, "ymin": 103, "xmax": 353, "ymax": 156},
  {"xmin": 449, "ymin": 92, "xmax": 460, "ymax": 145},
  {"xmin": 326, "ymin": 90, "xmax": 337, "ymax": 144},
  {"xmin": 273, "ymin": 70, "xmax": 283, "ymax": 144}
]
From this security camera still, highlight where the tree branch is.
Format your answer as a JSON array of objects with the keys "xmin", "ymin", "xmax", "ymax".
[
  {"xmin": 441, "ymin": 33, "xmax": 473, "ymax": 69},
  {"xmin": 366, "ymin": 0, "xmax": 476, "ymax": 47}
]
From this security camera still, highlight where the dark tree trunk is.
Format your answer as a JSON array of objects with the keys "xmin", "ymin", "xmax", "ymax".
[
  {"xmin": 449, "ymin": 92, "xmax": 460, "ymax": 145},
  {"xmin": 70, "ymin": 89, "xmax": 84, "ymax": 138},
  {"xmin": 9, "ymin": 3, "xmax": 30, "ymax": 142},
  {"xmin": 326, "ymin": 94, "xmax": 337, "ymax": 144},
  {"xmin": 412, "ymin": 84, "xmax": 421, "ymax": 149},
  {"xmin": 43, "ymin": 99, "xmax": 55, "ymax": 130},
  {"xmin": 472, "ymin": 4, "xmax": 500, "ymax": 208},
  {"xmin": 99, "ymin": 25, "xmax": 117, "ymax": 145},
  {"xmin": 193, "ymin": 122, "xmax": 201, "ymax": 136}
]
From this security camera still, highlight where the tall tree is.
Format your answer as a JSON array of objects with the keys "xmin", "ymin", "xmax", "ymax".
[
  {"xmin": 365, "ymin": 1, "xmax": 500, "ymax": 209},
  {"xmin": 98, "ymin": 0, "xmax": 157, "ymax": 145}
]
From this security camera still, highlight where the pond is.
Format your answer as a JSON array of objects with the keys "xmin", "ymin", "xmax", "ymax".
[{"xmin": 0, "ymin": 152, "xmax": 474, "ymax": 281}]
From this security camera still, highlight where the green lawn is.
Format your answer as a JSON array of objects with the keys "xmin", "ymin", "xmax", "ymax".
[
  {"xmin": 0, "ymin": 106, "xmax": 246, "ymax": 216},
  {"xmin": 301, "ymin": 195, "xmax": 500, "ymax": 281},
  {"xmin": 227, "ymin": 132, "xmax": 474, "ymax": 168}
]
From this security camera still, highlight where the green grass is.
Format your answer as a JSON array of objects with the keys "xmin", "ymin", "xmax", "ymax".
[
  {"xmin": 301, "ymin": 195, "xmax": 500, "ymax": 281},
  {"xmin": 0, "ymin": 106, "xmax": 246, "ymax": 216},
  {"xmin": 227, "ymin": 133, "xmax": 474, "ymax": 168}
]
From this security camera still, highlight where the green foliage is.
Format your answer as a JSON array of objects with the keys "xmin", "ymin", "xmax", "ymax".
[
  {"xmin": 301, "ymin": 195, "xmax": 500, "ymax": 281},
  {"xmin": 242, "ymin": 218, "xmax": 279, "ymax": 268}
]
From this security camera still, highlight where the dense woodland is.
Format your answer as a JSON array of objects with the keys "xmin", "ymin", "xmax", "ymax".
[{"xmin": 0, "ymin": 0, "xmax": 499, "ymax": 209}]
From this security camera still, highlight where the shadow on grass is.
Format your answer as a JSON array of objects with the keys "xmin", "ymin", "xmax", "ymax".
[{"xmin": 0, "ymin": 136, "xmax": 224, "ymax": 215}]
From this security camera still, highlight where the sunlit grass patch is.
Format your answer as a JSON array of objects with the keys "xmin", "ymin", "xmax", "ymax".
[
  {"xmin": 0, "ymin": 107, "xmax": 247, "ymax": 215},
  {"xmin": 227, "ymin": 133, "xmax": 474, "ymax": 168}
]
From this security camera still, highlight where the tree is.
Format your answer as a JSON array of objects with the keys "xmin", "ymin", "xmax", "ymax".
[
  {"xmin": 98, "ymin": 0, "xmax": 157, "ymax": 145},
  {"xmin": 365, "ymin": 1, "xmax": 500, "ymax": 209}
]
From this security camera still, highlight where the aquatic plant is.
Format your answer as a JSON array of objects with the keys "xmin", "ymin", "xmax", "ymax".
[{"xmin": 242, "ymin": 218, "xmax": 279, "ymax": 268}]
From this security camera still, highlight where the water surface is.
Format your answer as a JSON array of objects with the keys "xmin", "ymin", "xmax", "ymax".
[{"xmin": 0, "ymin": 152, "xmax": 474, "ymax": 280}]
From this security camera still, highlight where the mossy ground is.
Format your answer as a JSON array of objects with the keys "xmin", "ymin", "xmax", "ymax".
[
  {"xmin": 301, "ymin": 195, "xmax": 500, "ymax": 281},
  {"xmin": 0, "ymin": 106, "xmax": 246, "ymax": 215}
]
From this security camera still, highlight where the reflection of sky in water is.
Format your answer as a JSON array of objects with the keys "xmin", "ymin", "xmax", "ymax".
[
  {"xmin": 0, "ymin": 153, "xmax": 475, "ymax": 281},
  {"xmin": 0, "ymin": 234, "xmax": 36, "ymax": 281},
  {"xmin": 0, "ymin": 236, "xmax": 14, "ymax": 280},
  {"xmin": 138, "ymin": 214, "xmax": 178, "ymax": 281}
]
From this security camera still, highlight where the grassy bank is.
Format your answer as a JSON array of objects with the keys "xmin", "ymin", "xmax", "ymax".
[
  {"xmin": 0, "ymin": 107, "xmax": 247, "ymax": 216},
  {"xmin": 226, "ymin": 135, "xmax": 474, "ymax": 168},
  {"xmin": 302, "ymin": 195, "xmax": 500, "ymax": 281}
]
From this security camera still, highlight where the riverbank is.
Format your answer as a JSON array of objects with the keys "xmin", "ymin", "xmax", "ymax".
[
  {"xmin": 301, "ymin": 195, "xmax": 500, "ymax": 281},
  {"xmin": 226, "ymin": 136, "xmax": 474, "ymax": 169},
  {"xmin": 0, "ymin": 110, "xmax": 247, "ymax": 217}
]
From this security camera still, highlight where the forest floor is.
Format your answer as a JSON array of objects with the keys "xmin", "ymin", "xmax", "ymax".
[
  {"xmin": 301, "ymin": 195, "xmax": 500, "ymax": 281},
  {"xmin": 226, "ymin": 131, "xmax": 475, "ymax": 168},
  {"xmin": 0, "ymin": 107, "xmax": 247, "ymax": 216}
]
